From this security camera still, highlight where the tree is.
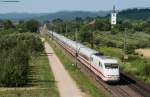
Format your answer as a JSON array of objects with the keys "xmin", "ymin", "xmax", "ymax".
[
  {"xmin": 26, "ymin": 19, "xmax": 39, "ymax": 32},
  {"xmin": 52, "ymin": 18, "xmax": 63, "ymax": 23},
  {"xmin": 17, "ymin": 20, "xmax": 27, "ymax": 33},
  {"xmin": 85, "ymin": 16, "xmax": 93, "ymax": 22},
  {"xmin": 3, "ymin": 20, "xmax": 15, "ymax": 29},
  {"xmin": 123, "ymin": 20, "xmax": 132, "ymax": 29},
  {"xmin": 95, "ymin": 19, "xmax": 111, "ymax": 31},
  {"xmin": 79, "ymin": 31, "xmax": 93, "ymax": 46}
]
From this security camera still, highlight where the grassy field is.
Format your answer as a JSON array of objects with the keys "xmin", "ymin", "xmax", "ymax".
[
  {"xmin": 0, "ymin": 53, "xmax": 59, "ymax": 97},
  {"xmin": 45, "ymin": 36, "xmax": 105, "ymax": 97}
]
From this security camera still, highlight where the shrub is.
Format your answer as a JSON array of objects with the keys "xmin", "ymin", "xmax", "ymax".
[
  {"xmin": 142, "ymin": 60, "xmax": 150, "ymax": 76},
  {"xmin": 106, "ymin": 41, "xmax": 116, "ymax": 47},
  {"xmin": 111, "ymin": 28, "xmax": 119, "ymax": 35},
  {"xmin": 127, "ymin": 44, "xmax": 136, "ymax": 54},
  {"xmin": 145, "ymin": 28, "xmax": 150, "ymax": 34},
  {"xmin": 0, "ymin": 46, "xmax": 29, "ymax": 87}
]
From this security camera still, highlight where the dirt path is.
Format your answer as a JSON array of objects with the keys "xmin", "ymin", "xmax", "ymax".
[{"xmin": 44, "ymin": 41, "xmax": 83, "ymax": 97}]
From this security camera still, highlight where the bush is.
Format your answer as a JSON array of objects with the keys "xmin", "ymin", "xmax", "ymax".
[
  {"xmin": 95, "ymin": 38, "xmax": 101, "ymax": 45},
  {"xmin": 0, "ymin": 46, "xmax": 29, "ymax": 87},
  {"xmin": 127, "ymin": 44, "xmax": 136, "ymax": 54},
  {"xmin": 145, "ymin": 28, "xmax": 150, "ymax": 34},
  {"xmin": 111, "ymin": 28, "xmax": 118, "ymax": 34},
  {"xmin": 136, "ymin": 40, "xmax": 150, "ymax": 48},
  {"xmin": 106, "ymin": 41, "xmax": 116, "ymax": 47},
  {"xmin": 142, "ymin": 60, "xmax": 150, "ymax": 76}
]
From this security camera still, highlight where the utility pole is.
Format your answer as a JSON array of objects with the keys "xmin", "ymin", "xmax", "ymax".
[
  {"xmin": 123, "ymin": 28, "xmax": 128, "ymax": 61},
  {"xmin": 50, "ymin": 23, "xmax": 54, "ymax": 40},
  {"xmin": 91, "ymin": 30, "xmax": 94, "ymax": 49},
  {"xmin": 52, "ymin": 25, "xmax": 54, "ymax": 40},
  {"xmin": 75, "ymin": 28, "xmax": 78, "ymax": 67},
  {"xmin": 58, "ymin": 23, "xmax": 60, "ymax": 33},
  {"xmin": 89, "ymin": 19, "xmax": 96, "ymax": 49},
  {"xmin": 65, "ymin": 23, "xmax": 68, "ymax": 37},
  {"xmin": 52, "ymin": 30, "xmax": 53, "ymax": 40}
]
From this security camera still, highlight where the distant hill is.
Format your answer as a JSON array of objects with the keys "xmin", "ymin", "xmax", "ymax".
[
  {"xmin": 0, "ymin": 11, "xmax": 109, "ymax": 21},
  {"xmin": 0, "ymin": 13, "xmax": 46, "ymax": 20},
  {"xmin": 118, "ymin": 8, "xmax": 150, "ymax": 20},
  {"xmin": 37, "ymin": 11, "xmax": 109, "ymax": 21}
]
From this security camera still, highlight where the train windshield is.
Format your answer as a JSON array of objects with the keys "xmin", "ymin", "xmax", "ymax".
[{"xmin": 105, "ymin": 63, "xmax": 118, "ymax": 69}]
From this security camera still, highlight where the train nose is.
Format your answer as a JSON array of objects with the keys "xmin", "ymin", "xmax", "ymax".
[
  {"xmin": 108, "ymin": 75, "xmax": 120, "ymax": 81},
  {"xmin": 105, "ymin": 76, "xmax": 120, "ymax": 82}
]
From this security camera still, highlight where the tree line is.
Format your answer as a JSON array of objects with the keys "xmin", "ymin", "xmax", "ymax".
[{"xmin": 0, "ymin": 19, "xmax": 40, "ymax": 33}]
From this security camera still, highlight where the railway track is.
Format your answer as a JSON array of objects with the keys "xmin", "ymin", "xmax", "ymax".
[
  {"xmin": 120, "ymin": 73, "xmax": 150, "ymax": 97},
  {"xmin": 49, "ymin": 37, "xmax": 150, "ymax": 97}
]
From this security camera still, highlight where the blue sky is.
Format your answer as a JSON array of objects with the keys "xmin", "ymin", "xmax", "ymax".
[{"xmin": 0, "ymin": 0, "xmax": 150, "ymax": 13}]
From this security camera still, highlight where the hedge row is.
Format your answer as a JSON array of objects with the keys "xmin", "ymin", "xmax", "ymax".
[{"xmin": 0, "ymin": 33, "xmax": 44, "ymax": 87}]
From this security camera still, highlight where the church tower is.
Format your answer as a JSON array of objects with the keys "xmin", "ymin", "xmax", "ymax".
[{"xmin": 111, "ymin": 6, "xmax": 117, "ymax": 27}]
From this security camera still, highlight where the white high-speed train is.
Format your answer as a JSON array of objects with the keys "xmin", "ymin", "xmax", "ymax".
[{"xmin": 48, "ymin": 31, "xmax": 120, "ymax": 82}]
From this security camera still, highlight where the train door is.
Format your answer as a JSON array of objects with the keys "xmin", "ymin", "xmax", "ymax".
[{"xmin": 91, "ymin": 55, "xmax": 99, "ymax": 75}]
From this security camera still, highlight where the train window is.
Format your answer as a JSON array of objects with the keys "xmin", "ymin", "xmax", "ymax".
[
  {"xmin": 95, "ymin": 53, "xmax": 104, "ymax": 56},
  {"xmin": 105, "ymin": 64, "xmax": 118, "ymax": 69}
]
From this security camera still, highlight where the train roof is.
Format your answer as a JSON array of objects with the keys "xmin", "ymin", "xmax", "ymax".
[
  {"xmin": 95, "ymin": 55, "xmax": 118, "ymax": 63},
  {"xmin": 101, "ymin": 58, "xmax": 118, "ymax": 64},
  {"xmin": 51, "ymin": 31, "xmax": 99, "ymax": 57},
  {"xmin": 78, "ymin": 46, "xmax": 98, "ymax": 57}
]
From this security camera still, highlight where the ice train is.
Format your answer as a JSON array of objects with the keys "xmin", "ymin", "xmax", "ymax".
[{"xmin": 48, "ymin": 31, "xmax": 120, "ymax": 82}]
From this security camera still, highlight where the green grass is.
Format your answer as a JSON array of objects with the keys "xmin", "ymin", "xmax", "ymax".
[
  {"xmin": 122, "ymin": 56, "xmax": 150, "ymax": 83},
  {"xmin": 98, "ymin": 46, "xmax": 123, "ymax": 59},
  {"xmin": 45, "ymin": 36, "xmax": 105, "ymax": 97},
  {"xmin": 0, "ymin": 53, "xmax": 59, "ymax": 97}
]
